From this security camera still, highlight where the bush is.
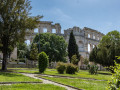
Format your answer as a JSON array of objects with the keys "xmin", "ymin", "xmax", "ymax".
[
  {"xmin": 83, "ymin": 58, "xmax": 89, "ymax": 65},
  {"xmin": 38, "ymin": 52, "xmax": 49, "ymax": 73},
  {"xmin": 88, "ymin": 65, "xmax": 98, "ymax": 74},
  {"xmin": 107, "ymin": 56, "xmax": 120, "ymax": 90},
  {"xmin": 66, "ymin": 63, "xmax": 78, "ymax": 74},
  {"xmin": 56, "ymin": 62, "xmax": 66, "ymax": 74},
  {"xmin": 71, "ymin": 55, "xmax": 79, "ymax": 65}
]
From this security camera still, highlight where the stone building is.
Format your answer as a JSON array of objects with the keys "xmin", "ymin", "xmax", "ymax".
[
  {"xmin": 0, "ymin": 21, "xmax": 104, "ymax": 60},
  {"xmin": 64, "ymin": 26, "xmax": 104, "ymax": 58},
  {"xmin": 25, "ymin": 21, "xmax": 104, "ymax": 58}
]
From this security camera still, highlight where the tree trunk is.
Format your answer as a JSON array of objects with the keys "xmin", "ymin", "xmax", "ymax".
[
  {"xmin": 1, "ymin": 53, "xmax": 8, "ymax": 71},
  {"xmin": 1, "ymin": 36, "xmax": 9, "ymax": 71}
]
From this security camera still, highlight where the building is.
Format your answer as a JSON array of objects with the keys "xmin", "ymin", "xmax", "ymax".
[{"xmin": 0, "ymin": 21, "xmax": 104, "ymax": 60}]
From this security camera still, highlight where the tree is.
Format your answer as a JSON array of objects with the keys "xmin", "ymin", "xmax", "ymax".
[
  {"xmin": 89, "ymin": 30, "xmax": 120, "ymax": 68},
  {"xmin": 89, "ymin": 46, "xmax": 98, "ymax": 64},
  {"xmin": 33, "ymin": 33, "xmax": 67, "ymax": 63},
  {"xmin": 38, "ymin": 51, "xmax": 49, "ymax": 73},
  {"xmin": 68, "ymin": 30, "xmax": 80, "ymax": 62},
  {"xmin": 17, "ymin": 43, "xmax": 30, "ymax": 59},
  {"xmin": 83, "ymin": 58, "xmax": 89, "ymax": 65},
  {"xmin": 0, "ymin": 0, "xmax": 41, "ymax": 71},
  {"xmin": 30, "ymin": 43, "xmax": 38, "ymax": 61},
  {"xmin": 71, "ymin": 55, "xmax": 79, "ymax": 65}
]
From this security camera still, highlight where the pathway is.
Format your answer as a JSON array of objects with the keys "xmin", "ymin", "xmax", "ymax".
[{"xmin": 22, "ymin": 73, "xmax": 79, "ymax": 90}]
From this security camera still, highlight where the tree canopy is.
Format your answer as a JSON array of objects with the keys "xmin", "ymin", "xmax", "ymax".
[
  {"xmin": 0, "ymin": 0, "xmax": 41, "ymax": 70},
  {"xmin": 68, "ymin": 30, "xmax": 80, "ymax": 62},
  {"xmin": 30, "ymin": 43, "xmax": 38, "ymax": 61},
  {"xmin": 89, "ymin": 30, "xmax": 120, "ymax": 67},
  {"xmin": 32, "ymin": 33, "xmax": 67, "ymax": 63},
  {"xmin": 17, "ymin": 43, "xmax": 30, "ymax": 59}
]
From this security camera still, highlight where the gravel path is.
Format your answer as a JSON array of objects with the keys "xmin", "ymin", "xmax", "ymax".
[{"xmin": 22, "ymin": 73, "xmax": 78, "ymax": 90}]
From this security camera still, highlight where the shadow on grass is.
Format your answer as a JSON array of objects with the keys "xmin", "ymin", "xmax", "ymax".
[
  {"xmin": 98, "ymin": 72, "xmax": 112, "ymax": 75},
  {"xmin": 0, "ymin": 71, "xmax": 22, "ymax": 77}
]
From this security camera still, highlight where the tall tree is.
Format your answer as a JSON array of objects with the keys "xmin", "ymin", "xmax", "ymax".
[
  {"xmin": 0, "ymin": 0, "xmax": 41, "ymax": 71},
  {"xmin": 68, "ymin": 30, "xmax": 80, "ymax": 62},
  {"xmin": 89, "ymin": 30, "xmax": 120, "ymax": 67},
  {"xmin": 33, "ymin": 33, "xmax": 67, "ymax": 63},
  {"xmin": 89, "ymin": 46, "xmax": 98, "ymax": 64}
]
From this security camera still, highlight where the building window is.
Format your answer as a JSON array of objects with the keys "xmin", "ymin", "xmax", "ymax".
[
  {"xmin": 52, "ymin": 29, "xmax": 56, "ymax": 33},
  {"xmin": 34, "ymin": 28, "xmax": 38, "ymax": 33},
  {"xmin": 88, "ymin": 44, "xmax": 91, "ymax": 52},
  {"xmin": 88, "ymin": 34, "xmax": 90, "ymax": 38},
  {"xmin": 93, "ymin": 35, "xmax": 95, "ymax": 39},
  {"xmin": 43, "ymin": 28, "xmax": 47, "ymax": 33}
]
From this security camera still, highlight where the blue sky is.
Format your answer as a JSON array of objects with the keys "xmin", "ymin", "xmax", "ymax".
[{"xmin": 30, "ymin": 0, "xmax": 120, "ymax": 34}]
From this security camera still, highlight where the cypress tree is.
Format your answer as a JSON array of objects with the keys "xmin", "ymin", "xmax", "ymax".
[{"xmin": 68, "ymin": 30, "xmax": 80, "ymax": 62}]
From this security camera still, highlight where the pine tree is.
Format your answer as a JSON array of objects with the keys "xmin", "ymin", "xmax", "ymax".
[{"xmin": 68, "ymin": 30, "xmax": 80, "ymax": 62}]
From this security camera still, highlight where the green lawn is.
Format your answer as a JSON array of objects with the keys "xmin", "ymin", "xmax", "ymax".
[
  {"xmin": 11, "ymin": 68, "xmax": 111, "ymax": 80},
  {"xmin": 0, "ymin": 68, "xmax": 111, "ymax": 90},
  {"xmin": 39, "ymin": 76, "xmax": 107, "ymax": 90},
  {"xmin": 0, "ymin": 84, "xmax": 65, "ymax": 90},
  {"xmin": 0, "ymin": 72, "xmax": 41, "ymax": 82}
]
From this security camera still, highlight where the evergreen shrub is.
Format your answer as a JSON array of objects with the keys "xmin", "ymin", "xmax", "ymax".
[
  {"xmin": 88, "ymin": 65, "xmax": 98, "ymax": 74},
  {"xmin": 38, "ymin": 52, "xmax": 49, "ymax": 73}
]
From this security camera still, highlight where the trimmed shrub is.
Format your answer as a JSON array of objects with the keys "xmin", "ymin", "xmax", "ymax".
[
  {"xmin": 88, "ymin": 65, "xmax": 98, "ymax": 74},
  {"xmin": 71, "ymin": 55, "xmax": 79, "ymax": 65},
  {"xmin": 56, "ymin": 62, "xmax": 66, "ymax": 74},
  {"xmin": 38, "ymin": 52, "xmax": 49, "ymax": 73},
  {"xmin": 66, "ymin": 63, "xmax": 78, "ymax": 74}
]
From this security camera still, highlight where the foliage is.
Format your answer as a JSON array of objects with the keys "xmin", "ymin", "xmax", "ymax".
[
  {"xmin": 89, "ymin": 31, "xmax": 120, "ymax": 67},
  {"xmin": 30, "ymin": 43, "xmax": 38, "ymax": 60},
  {"xmin": 71, "ymin": 55, "xmax": 79, "ymax": 65},
  {"xmin": 83, "ymin": 58, "xmax": 89, "ymax": 65},
  {"xmin": 66, "ymin": 63, "xmax": 78, "ymax": 74},
  {"xmin": 33, "ymin": 33, "xmax": 67, "ymax": 63},
  {"xmin": 17, "ymin": 43, "xmax": 30, "ymax": 59},
  {"xmin": 89, "ymin": 46, "xmax": 98, "ymax": 63},
  {"xmin": 68, "ymin": 30, "xmax": 80, "ymax": 62},
  {"xmin": 56, "ymin": 62, "xmax": 66, "ymax": 74},
  {"xmin": 0, "ymin": 0, "xmax": 41, "ymax": 70},
  {"xmin": 88, "ymin": 65, "xmax": 98, "ymax": 75},
  {"xmin": 107, "ymin": 56, "xmax": 120, "ymax": 90},
  {"xmin": 38, "ymin": 52, "xmax": 49, "ymax": 73}
]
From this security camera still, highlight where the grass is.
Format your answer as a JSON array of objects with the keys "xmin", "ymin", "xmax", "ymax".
[
  {"xmin": 39, "ymin": 76, "xmax": 108, "ymax": 90},
  {"xmin": 11, "ymin": 68, "xmax": 111, "ymax": 80},
  {"xmin": 0, "ymin": 72, "xmax": 41, "ymax": 82},
  {"xmin": 0, "ymin": 68, "xmax": 111, "ymax": 89},
  {"xmin": 0, "ymin": 84, "xmax": 66, "ymax": 90}
]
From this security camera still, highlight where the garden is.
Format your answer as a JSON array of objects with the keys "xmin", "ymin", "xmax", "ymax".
[{"xmin": 0, "ymin": 0, "xmax": 120, "ymax": 90}]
